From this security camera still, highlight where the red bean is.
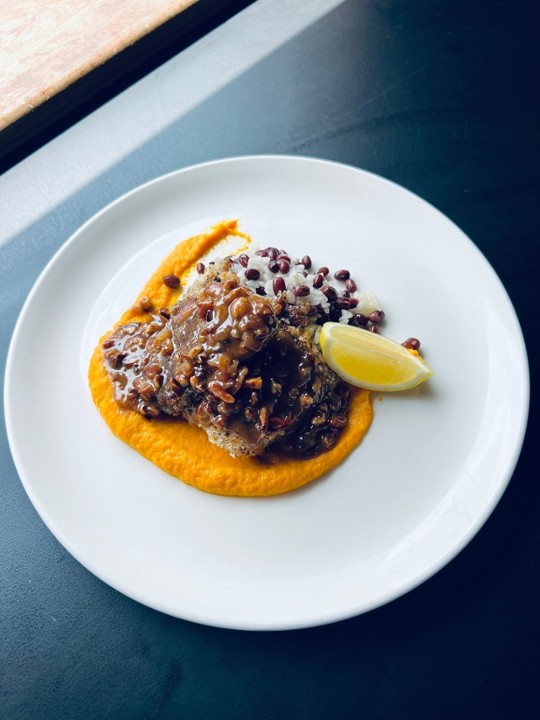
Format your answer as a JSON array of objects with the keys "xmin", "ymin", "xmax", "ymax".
[
  {"xmin": 322, "ymin": 285, "xmax": 337, "ymax": 301},
  {"xmin": 402, "ymin": 337, "xmax": 421, "ymax": 350},
  {"xmin": 369, "ymin": 324, "xmax": 380, "ymax": 333},
  {"xmin": 368, "ymin": 310, "xmax": 385, "ymax": 324},
  {"xmin": 279, "ymin": 259, "xmax": 290, "ymax": 273},
  {"xmin": 345, "ymin": 279, "xmax": 357, "ymax": 292},
  {"xmin": 294, "ymin": 284, "xmax": 310, "ymax": 297},
  {"xmin": 238, "ymin": 254, "xmax": 249, "ymax": 267},
  {"xmin": 196, "ymin": 262, "xmax": 205, "ymax": 274},
  {"xmin": 313, "ymin": 273, "xmax": 324, "ymax": 289},
  {"xmin": 317, "ymin": 266, "xmax": 329, "ymax": 276},
  {"xmin": 163, "ymin": 274, "xmax": 180, "ymax": 289},
  {"xmin": 350, "ymin": 314, "xmax": 368, "ymax": 327},
  {"xmin": 266, "ymin": 247, "xmax": 279, "ymax": 259},
  {"xmin": 268, "ymin": 260, "xmax": 279, "ymax": 273},
  {"xmin": 245, "ymin": 268, "xmax": 260, "ymax": 280},
  {"xmin": 301, "ymin": 255, "xmax": 312, "ymax": 269},
  {"xmin": 334, "ymin": 269, "xmax": 350, "ymax": 281},
  {"xmin": 273, "ymin": 277, "xmax": 286, "ymax": 294}
]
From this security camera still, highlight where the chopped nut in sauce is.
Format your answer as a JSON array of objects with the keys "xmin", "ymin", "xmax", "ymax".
[{"xmin": 102, "ymin": 258, "xmax": 350, "ymax": 458}]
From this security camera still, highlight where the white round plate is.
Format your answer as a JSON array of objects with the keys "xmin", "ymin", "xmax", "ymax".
[{"xmin": 5, "ymin": 156, "xmax": 529, "ymax": 630}]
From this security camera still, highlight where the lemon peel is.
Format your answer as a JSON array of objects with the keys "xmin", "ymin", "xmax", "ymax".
[{"xmin": 319, "ymin": 322, "xmax": 432, "ymax": 392}]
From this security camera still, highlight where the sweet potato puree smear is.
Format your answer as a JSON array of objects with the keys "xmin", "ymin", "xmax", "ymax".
[{"xmin": 88, "ymin": 221, "xmax": 373, "ymax": 496}]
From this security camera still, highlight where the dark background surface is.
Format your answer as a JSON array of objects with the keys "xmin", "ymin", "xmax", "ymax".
[{"xmin": 1, "ymin": 1, "xmax": 539, "ymax": 718}]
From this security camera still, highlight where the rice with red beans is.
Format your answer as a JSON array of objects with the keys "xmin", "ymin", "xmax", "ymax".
[{"xmin": 212, "ymin": 246, "xmax": 386, "ymax": 333}]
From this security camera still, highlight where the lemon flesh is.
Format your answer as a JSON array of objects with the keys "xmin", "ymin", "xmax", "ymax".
[{"xmin": 320, "ymin": 322, "xmax": 432, "ymax": 392}]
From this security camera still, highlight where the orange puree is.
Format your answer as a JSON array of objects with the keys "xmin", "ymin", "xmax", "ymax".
[{"xmin": 88, "ymin": 221, "xmax": 373, "ymax": 496}]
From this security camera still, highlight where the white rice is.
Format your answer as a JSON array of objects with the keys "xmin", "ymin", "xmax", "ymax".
[{"xmin": 230, "ymin": 246, "xmax": 382, "ymax": 325}]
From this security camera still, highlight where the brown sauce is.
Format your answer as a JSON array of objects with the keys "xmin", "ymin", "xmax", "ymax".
[
  {"xmin": 88, "ymin": 221, "xmax": 373, "ymax": 496},
  {"xmin": 102, "ymin": 271, "xmax": 350, "ymax": 458}
]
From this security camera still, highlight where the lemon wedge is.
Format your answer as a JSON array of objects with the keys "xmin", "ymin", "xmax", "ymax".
[{"xmin": 319, "ymin": 322, "xmax": 432, "ymax": 391}]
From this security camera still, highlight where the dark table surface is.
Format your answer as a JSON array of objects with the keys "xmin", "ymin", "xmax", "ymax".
[{"xmin": 1, "ymin": 1, "xmax": 539, "ymax": 717}]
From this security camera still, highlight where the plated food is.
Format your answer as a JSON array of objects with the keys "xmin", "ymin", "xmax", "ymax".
[
  {"xmin": 89, "ymin": 219, "xmax": 429, "ymax": 496},
  {"xmin": 8, "ymin": 157, "xmax": 526, "ymax": 628}
]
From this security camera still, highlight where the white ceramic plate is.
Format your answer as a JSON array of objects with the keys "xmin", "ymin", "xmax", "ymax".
[{"xmin": 5, "ymin": 156, "xmax": 529, "ymax": 630}]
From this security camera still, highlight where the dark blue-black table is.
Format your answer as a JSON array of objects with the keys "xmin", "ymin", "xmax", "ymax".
[{"xmin": 1, "ymin": 1, "xmax": 538, "ymax": 717}]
